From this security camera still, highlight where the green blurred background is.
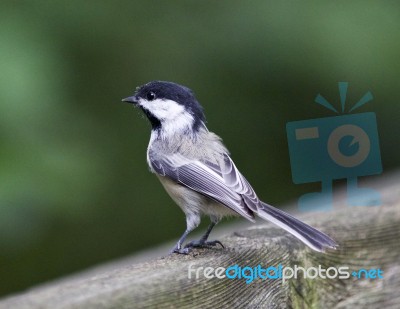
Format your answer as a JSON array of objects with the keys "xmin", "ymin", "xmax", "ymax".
[{"xmin": 0, "ymin": 0, "xmax": 399, "ymax": 297}]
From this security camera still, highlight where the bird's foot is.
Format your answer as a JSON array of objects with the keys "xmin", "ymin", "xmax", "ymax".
[
  {"xmin": 170, "ymin": 240, "xmax": 224, "ymax": 255},
  {"xmin": 171, "ymin": 247, "xmax": 190, "ymax": 255},
  {"xmin": 184, "ymin": 239, "xmax": 224, "ymax": 249},
  {"xmin": 170, "ymin": 244, "xmax": 190, "ymax": 255}
]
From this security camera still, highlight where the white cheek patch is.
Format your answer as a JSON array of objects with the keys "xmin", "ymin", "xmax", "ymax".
[
  {"xmin": 140, "ymin": 98, "xmax": 184, "ymax": 120},
  {"xmin": 139, "ymin": 98, "xmax": 194, "ymax": 136}
]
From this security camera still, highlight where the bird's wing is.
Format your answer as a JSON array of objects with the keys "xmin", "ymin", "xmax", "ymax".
[
  {"xmin": 149, "ymin": 152, "xmax": 258, "ymax": 221},
  {"xmin": 149, "ymin": 151, "xmax": 338, "ymax": 252},
  {"xmin": 217, "ymin": 153, "xmax": 262, "ymax": 212}
]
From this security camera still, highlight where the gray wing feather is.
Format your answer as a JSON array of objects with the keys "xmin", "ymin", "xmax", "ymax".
[
  {"xmin": 149, "ymin": 152, "xmax": 257, "ymax": 221},
  {"xmin": 219, "ymin": 154, "xmax": 261, "ymax": 212},
  {"xmin": 150, "ymin": 152, "xmax": 338, "ymax": 252}
]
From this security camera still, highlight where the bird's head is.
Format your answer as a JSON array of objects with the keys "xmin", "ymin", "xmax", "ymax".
[{"xmin": 123, "ymin": 81, "xmax": 206, "ymax": 135}]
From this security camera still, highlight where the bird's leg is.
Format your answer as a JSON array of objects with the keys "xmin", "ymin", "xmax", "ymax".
[
  {"xmin": 184, "ymin": 218, "xmax": 224, "ymax": 249},
  {"xmin": 171, "ymin": 228, "xmax": 192, "ymax": 255},
  {"xmin": 171, "ymin": 212, "xmax": 201, "ymax": 254}
]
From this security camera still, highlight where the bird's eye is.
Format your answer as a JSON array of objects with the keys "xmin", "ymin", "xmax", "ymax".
[{"xmin": 146, "ymin": 92, "xmax": 156, "ymax": 101}]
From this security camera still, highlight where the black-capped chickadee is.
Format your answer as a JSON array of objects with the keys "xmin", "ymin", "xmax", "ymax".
[{"xmin": 122, "ymin": 81, "xmax": 337, "ymax": 254}]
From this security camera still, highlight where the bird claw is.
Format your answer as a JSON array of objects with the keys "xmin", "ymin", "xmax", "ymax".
[
  {"xmin": 170, "ymin": 240, "xmax": 224, "ymax": 255},
  {"xmin": 184, "ymin": 239, "xmax": 224, "ymax": 249},
  {"xmin": 171, "ymin": 247, "xmax": 190, "ymax": 255}
]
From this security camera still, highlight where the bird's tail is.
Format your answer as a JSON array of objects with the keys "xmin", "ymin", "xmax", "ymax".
[{"xmin": 258, "ymin": 202, "xmax": 338, "ymax": 252}]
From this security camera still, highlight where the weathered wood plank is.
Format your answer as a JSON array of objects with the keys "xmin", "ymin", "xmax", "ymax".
[{"xmin": 1, "ymin": 178, "xmax": 399, "ymax": 308}]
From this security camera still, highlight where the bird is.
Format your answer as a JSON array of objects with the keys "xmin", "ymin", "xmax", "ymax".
[{"xmin": 122, "ymin": 81, "xmax": 338, "ymax": 254}]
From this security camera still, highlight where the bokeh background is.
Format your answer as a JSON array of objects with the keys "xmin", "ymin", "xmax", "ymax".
[{"xmin": 1, "ymin": 0, "xmax": 399, "ymax": 297}]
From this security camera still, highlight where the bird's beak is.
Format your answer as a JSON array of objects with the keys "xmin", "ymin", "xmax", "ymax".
[{"xmin": 122, "ymin": 96, "xmax": 139, "ymax": 104}]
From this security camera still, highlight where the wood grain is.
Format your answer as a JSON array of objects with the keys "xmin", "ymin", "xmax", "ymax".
[{"xmin": 1, "ymin": 178, "xmax": 399, "ymax": 308}]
